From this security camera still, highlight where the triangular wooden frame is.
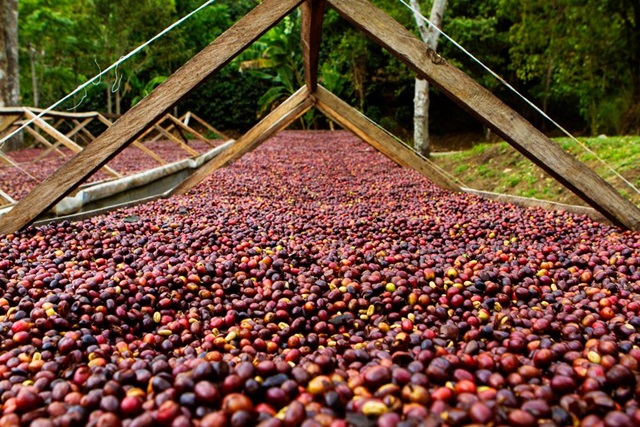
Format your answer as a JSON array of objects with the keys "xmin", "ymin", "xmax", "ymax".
[{"xmin": 1, "ymin": 0, "xmax": 639, "ymax": 234}]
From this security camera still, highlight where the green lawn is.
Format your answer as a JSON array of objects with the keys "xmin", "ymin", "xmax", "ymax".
[{"xmin": 432, "ymin": 135, "xmax": 640, "ymax": 208}]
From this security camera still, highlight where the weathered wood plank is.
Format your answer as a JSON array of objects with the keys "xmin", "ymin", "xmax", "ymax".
[
  {"xmin": 0, "ymin": 0, "xmax": 304, "ymax": 235},
  {"xmin": 327, "ymin": 0, "xmax": 640, "ymax": 231},
  {"xmin": 314, "ymin": 85, "xmax": 460, "ymax": 192},
  {"xmin": 301, "ymin": 0, "xmax": 326, "ymax": 92},
  {"xmin": 172, "ymin": 87, "xmax": 311, "ymax": 195},
  {"xmin": 24, "ymin": 110, "xmax": 121, "ymax": 178},
  {"xmin": 0, "ymin": 107, "xmax": 99, "ymax": 120}
]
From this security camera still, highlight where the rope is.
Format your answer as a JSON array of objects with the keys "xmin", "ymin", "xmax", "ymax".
[
  {"xmin": 398, "ymin": 0, "xmax": 640, "ymax": 196},
  {"xmin": 0, "ymin": 0, "xmax": 216, "ymax": 148}
]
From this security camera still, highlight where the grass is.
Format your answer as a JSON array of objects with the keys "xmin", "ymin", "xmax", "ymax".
[{"xmin": 432, "ymin": 135, "xmax": 640, "ymax": 208}]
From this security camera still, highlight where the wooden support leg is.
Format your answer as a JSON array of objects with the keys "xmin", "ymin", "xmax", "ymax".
[
  {"xmin": 172, "ymin": 86, "xmax": 312, "ymax": 195},
  {"xmin": 24, "ymin": 110, "xmax": 121, "ymax": 178},
  {"xmin": 327, "ymin": 0, "xmax": 640, "ymax": 231},
  {"xmin": 301, "ymin": 0, "xmax": 326, "ymax": 92},
  {"xmin": 314, "ymin": 85, "xmax": 460, "ymax": 192},
  {"xmin": 0, "ymin": 0, "xmax": 305, "ymax": 234}
]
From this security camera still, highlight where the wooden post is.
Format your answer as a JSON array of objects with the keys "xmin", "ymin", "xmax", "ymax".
[
  {"xmin": 326, "ymin": 0, "xmax": 640, "ymax": 231},
  {"xmin": 172, "ymin": 87, "xmax": 311, "ymax": 195},
  {"xmin": 301, "ymin": 0, "xmax": 326, "ymax": 91},
  {"xmin": 314, "ymin": 85, "xmax": 460, "ymax": 192},
  {"xmin": 0, "ymin": 0, "xmax": 305, "ymax": 234},
  {"xmin": 24, "ymin": 110, "xmax": 121, "ymax": 178}
]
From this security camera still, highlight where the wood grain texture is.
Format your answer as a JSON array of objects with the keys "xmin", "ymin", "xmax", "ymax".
[
  {"xmin": 0, "ymin": 0, "xmax": 304, "ymax": 234},
  {"xmin": 24, "ymin": 110, "xmax": 121, "ymax": 178},
  {"xmin": 327, "ymin": 0, "xmax": 640, "ymax": 232},
  {"xmin": 315, "ymin": 85, "xmax": 460, "ymax": 192},
  {"xmin": 301, "ymin": 0, "xmax": 326, "ymax": 92},
  {"xmin": 172, "ymin": 87, "xmax": 311, "ymax": 195}
]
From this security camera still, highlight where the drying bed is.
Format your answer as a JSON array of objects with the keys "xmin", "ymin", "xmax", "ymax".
[{"xmin": 0, "ymin": 131, "xmax": 639, "ymax": 427}]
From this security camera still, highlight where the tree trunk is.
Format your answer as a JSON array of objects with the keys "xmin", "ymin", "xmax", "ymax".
[
  {"xmin": 0, "ymin": 0, "xmax": 7, "ymax": 108},
  {"xmin": 1, "ymin": 0, "xmax": 23, "ymax": 149},
  {"xmin": 106, "ymin": 77, "xmax": 113, "ymax": 115},
  {"xmin": 410, "ymin": 0, "xmax": 447, "ymax": 158},
  {"xmin": 30, "ymin": 47, "xmax": 39, "ymax": 108}
]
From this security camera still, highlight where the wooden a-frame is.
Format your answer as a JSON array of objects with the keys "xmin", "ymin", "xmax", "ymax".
[{"xmin": 1, "ymin": 0, "xmax": 639, "ymax": 234}]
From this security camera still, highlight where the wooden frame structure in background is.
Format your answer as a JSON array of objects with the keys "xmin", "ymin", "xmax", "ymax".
[{"xmin": 1, "ymin": 0, "xmax": 639, "ymax": 233}]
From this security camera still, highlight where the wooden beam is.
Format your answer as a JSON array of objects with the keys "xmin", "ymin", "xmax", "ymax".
[
  {"xmin": 0, "ymin": 106, "xmax": 99, "ymax": 120},
  {"xmin": 314, "ymin": 85, "xmax": 460, "ymax": 192},
  {"xmin": 188, "ymin": 113, "xmax": 229, "ymax": 140},
  {"xmin": 0, "ymin": 0, "xmax": 304, "ymax": 234},
  {"xmin": 97, "ymin": 114, "xmax": 167, "ymax": 166},
  {"xmin": 301, "ymin": 0, "xmax": 326, "ymax": 92},
  {"xmin": 24, "ymin": 110, "xmax": 121, "ymax": 178},
  {"xmin": 172, "ymin": 87, "xmax": 311, "ymax": 195},
  {"xmin": 327, "ymin": 0, "xmax": 640, "ymax": 231},
  {"xmin": 166, "ymin": 114, "xmax": 216, "ymax": 147}
]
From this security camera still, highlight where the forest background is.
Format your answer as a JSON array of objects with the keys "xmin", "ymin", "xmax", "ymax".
[{"xmin": 4, "ymin": 0, "xmax": 640, "ymax": 142}]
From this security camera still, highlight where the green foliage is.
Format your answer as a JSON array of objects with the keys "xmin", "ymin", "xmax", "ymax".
[
  {"xmin": 13, "ymin": 0, "xmax": 640, "ymax": 135},
  {"xmin": 434, "ymin": 135, "xmax": 640, "ymax": 206}
]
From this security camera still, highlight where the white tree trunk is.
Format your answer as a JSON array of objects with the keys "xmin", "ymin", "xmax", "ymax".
[
  {"xmin": 30, "ymin": 47, "xmax": 39, "ymax": 108},
  {"xmin": 411, "ymin": 0, "xmax": 447, "ymax": 157}
]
